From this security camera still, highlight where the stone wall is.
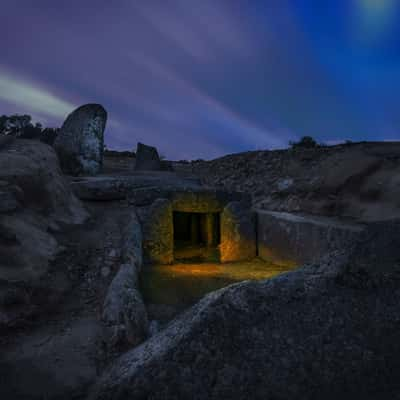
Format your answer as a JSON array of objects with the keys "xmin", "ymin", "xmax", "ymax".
[
  {"xmin": 102, "ymin": 208, "xmax": 149, "ymax": 350},
  {"xmin": 142, "ymin": 199, "xmax": 174, "ymax": 264},
  {"xmin": 257, "ymin": 210, "xmax": 365, "ymax": 265},
  {"xmin": 220, "ymin": 202, "xmax": 256, "ymax": 262},
  {"xmin": 171, "ymin": 190, "xmax": 249, "ymax": 213}
]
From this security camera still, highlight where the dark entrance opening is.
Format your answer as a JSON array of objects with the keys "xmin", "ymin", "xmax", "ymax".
[{"xmin": 173, "ymin": 212, "xmax": 220, "ymax": 262}]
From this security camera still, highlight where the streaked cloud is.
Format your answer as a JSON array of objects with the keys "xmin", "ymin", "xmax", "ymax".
[
  {"xmin": 0, "ymin": 69, "xmax": 75, "ymax": 119},
  {"xmin": 0, "ymin": 0, "xmax": 398, "ymax": 159}
]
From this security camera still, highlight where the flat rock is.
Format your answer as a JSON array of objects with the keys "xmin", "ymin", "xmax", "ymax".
[{"xmin": 70, "ymin": 173, "xmax": 202, "ymax": 202}]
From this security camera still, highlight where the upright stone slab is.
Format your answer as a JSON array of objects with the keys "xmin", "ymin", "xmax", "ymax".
[
  {"xmin": 142, "ymin": 198, "xmax": 173, "ymax": 264},
  {"xmin": 220, "ymin": 201, "xmax": 256, "ymax": 262},
  {"xmin": 54, "ymin": 104, "xmax": 107, "ymax": 176},
  {"xmin": 134, "ymin": 142, "xmax": 161, "ymax": 171}
]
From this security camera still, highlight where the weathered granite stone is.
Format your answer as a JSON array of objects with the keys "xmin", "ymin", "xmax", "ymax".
[
  {"xmin": 70, "ymin": 174, "xmax": 202, "ymax": 202},
  {"xmin": 190, "ymin": 142, "xmax": 400, "ymax": 222},
  {"xmin": 171, "ymin": 190, "xmax": 250, "ymax": 213},
  {"xmin": 89, "ymin": 223, "xmax": 400, "ymax": 399},
  {"xmin": 220, "ymin": 201, "xmax": 256, "ymax": 262},
  {"xmin": 142, "ymin": 198, "xmax": 173, "ymax": 264},
  {"xmin": 121, "ymin": 210, "xmax": 143, "ymax": 271},
  {"xmin": 102, "ymin": 264, "xmax": 148, "ymax": 349},
  {"xmin": 0, "ymin": 139, "xmax": 88, "ymax": 331},
  {"xmin": 134, "ymin": 142, "xmax": 161, "ymax": 171},
  {"xmin": 54, "ymin": 104, "xmax": 107, "ymax": 176},
  {"xmin": 257, "ymin": 210, "xmax": 365, "ymax": 265}
]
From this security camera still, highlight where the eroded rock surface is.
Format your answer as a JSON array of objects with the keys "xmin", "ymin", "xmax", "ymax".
[
  {"xmin": 142, "ymin": 198, "xmax": 174, "ymax": 264},
  {"xmin": 191, "ymin": 142, "xmax": 400, "ymax": 221},
  {"xmin": 0, "ymin": 140, "xmax": 88, "ymax": 329},
  {"xmin": 90, "ymin": 222, "xmax": 400, "ymax": 400},
  {"xmin": 102, "ymin": 264, "xmax": 148, "ymax": 350},
  {"xmin": 257, "ymin": 210, "xmax": 365, "ymax": 265},
  {"xmin": 54, "ymin": 104, "xmax": 107, "ymax": 176},
  {"xmin": 220, "ymin": 201, "xmax": 256, "ymax": 262}
]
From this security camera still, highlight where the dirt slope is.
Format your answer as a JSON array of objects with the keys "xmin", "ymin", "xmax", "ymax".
[{"xmin": 190, "ymin": 142, "xmax": 400, "ymax": 221}]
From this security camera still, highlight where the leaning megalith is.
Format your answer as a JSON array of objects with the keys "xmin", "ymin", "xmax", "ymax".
[{"xmin": 54, "ymin": 104, "xmax": 107, "ymax": 176}]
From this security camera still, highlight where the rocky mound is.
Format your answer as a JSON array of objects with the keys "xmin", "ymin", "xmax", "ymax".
[
  {"xmin": 0, "ymin": 138, "xmax": 88, "ymax": 329},
  {"xmin": 89, "ymin": 221, "xmax": 400, "ymax": 400},
  {"xmin": 191, "ymin": 142, "xmax": 400, "ymax": 222}
]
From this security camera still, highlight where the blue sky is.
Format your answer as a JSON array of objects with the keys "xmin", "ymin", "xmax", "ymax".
[{"xmin": 0, "ymin": 0, "xmax": 399, "ymax": 159}]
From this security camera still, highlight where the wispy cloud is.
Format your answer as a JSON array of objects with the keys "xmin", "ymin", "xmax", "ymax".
[
  {"xmin": 0, "ymin": 69, "xmax": 75, "ymax": 119},
  {"xmin": 132, "ymin": 0, "xmax": 255, "ymax": 62},
  {"xmin": 0, "ymin": 0, "xmax": 398, "ymax": 159}
]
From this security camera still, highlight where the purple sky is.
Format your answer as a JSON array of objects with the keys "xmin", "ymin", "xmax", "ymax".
[{"xmin": 1, "ymin": 0, "xmax": 399, "ymax": 159}]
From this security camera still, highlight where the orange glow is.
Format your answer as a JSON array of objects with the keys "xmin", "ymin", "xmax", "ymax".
[{"xmin": 140, "ymin": 258, "xmax": 298, "ymax": 307}]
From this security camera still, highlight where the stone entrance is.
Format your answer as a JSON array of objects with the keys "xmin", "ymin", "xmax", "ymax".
[
  {"xmin": 173, "ymin": 211, "xmax": 220, "ymax": 262},
  {"xmin": 142, "ymin": 189, "xmax": 256, "ymax": 264}
]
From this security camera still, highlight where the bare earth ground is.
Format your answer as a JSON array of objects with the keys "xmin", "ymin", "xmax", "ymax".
[{"xmin": 0, "ymin": 202, "xmax": 131, "ymax": 399}]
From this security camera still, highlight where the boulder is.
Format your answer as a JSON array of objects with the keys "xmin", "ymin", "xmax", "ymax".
[
  {"xmin": 0, "ymin": 140, "xmax": 87, "ymax": 227},
  {"xmin": 0, "ymin": 139, "xmax": 88, "ymax": 329},
  {"xmin": 134, "ymin": 142, "xmax": 161, "ymax": 171},
  {"xmin": 54, "ymin": 104, "xmax": 107, "ymax": 176},
  {"xmin": 90, "ymin": 222, "xmax": 400, "ymax": 400},
  {"xmin": 102, "ymin": 264, "xmax": 148, "ymax": 349}
]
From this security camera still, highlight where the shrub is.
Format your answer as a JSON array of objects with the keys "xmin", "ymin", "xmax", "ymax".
[{"xmin": 289, "ymin": 136, "xmax": 318, "ymax": 149}]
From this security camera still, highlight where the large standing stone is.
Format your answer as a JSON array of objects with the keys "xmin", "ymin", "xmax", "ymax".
[
  {"xmin": 220, "ymin": 201, "xmax": 256, "ymax": 262},
  {"xmin": 54, "ymin": 104, "xmax": 107, "ymax": 176},
  {"xmin": 134, "ymin": 142, "xmax": 161, "ymax": 171}
]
